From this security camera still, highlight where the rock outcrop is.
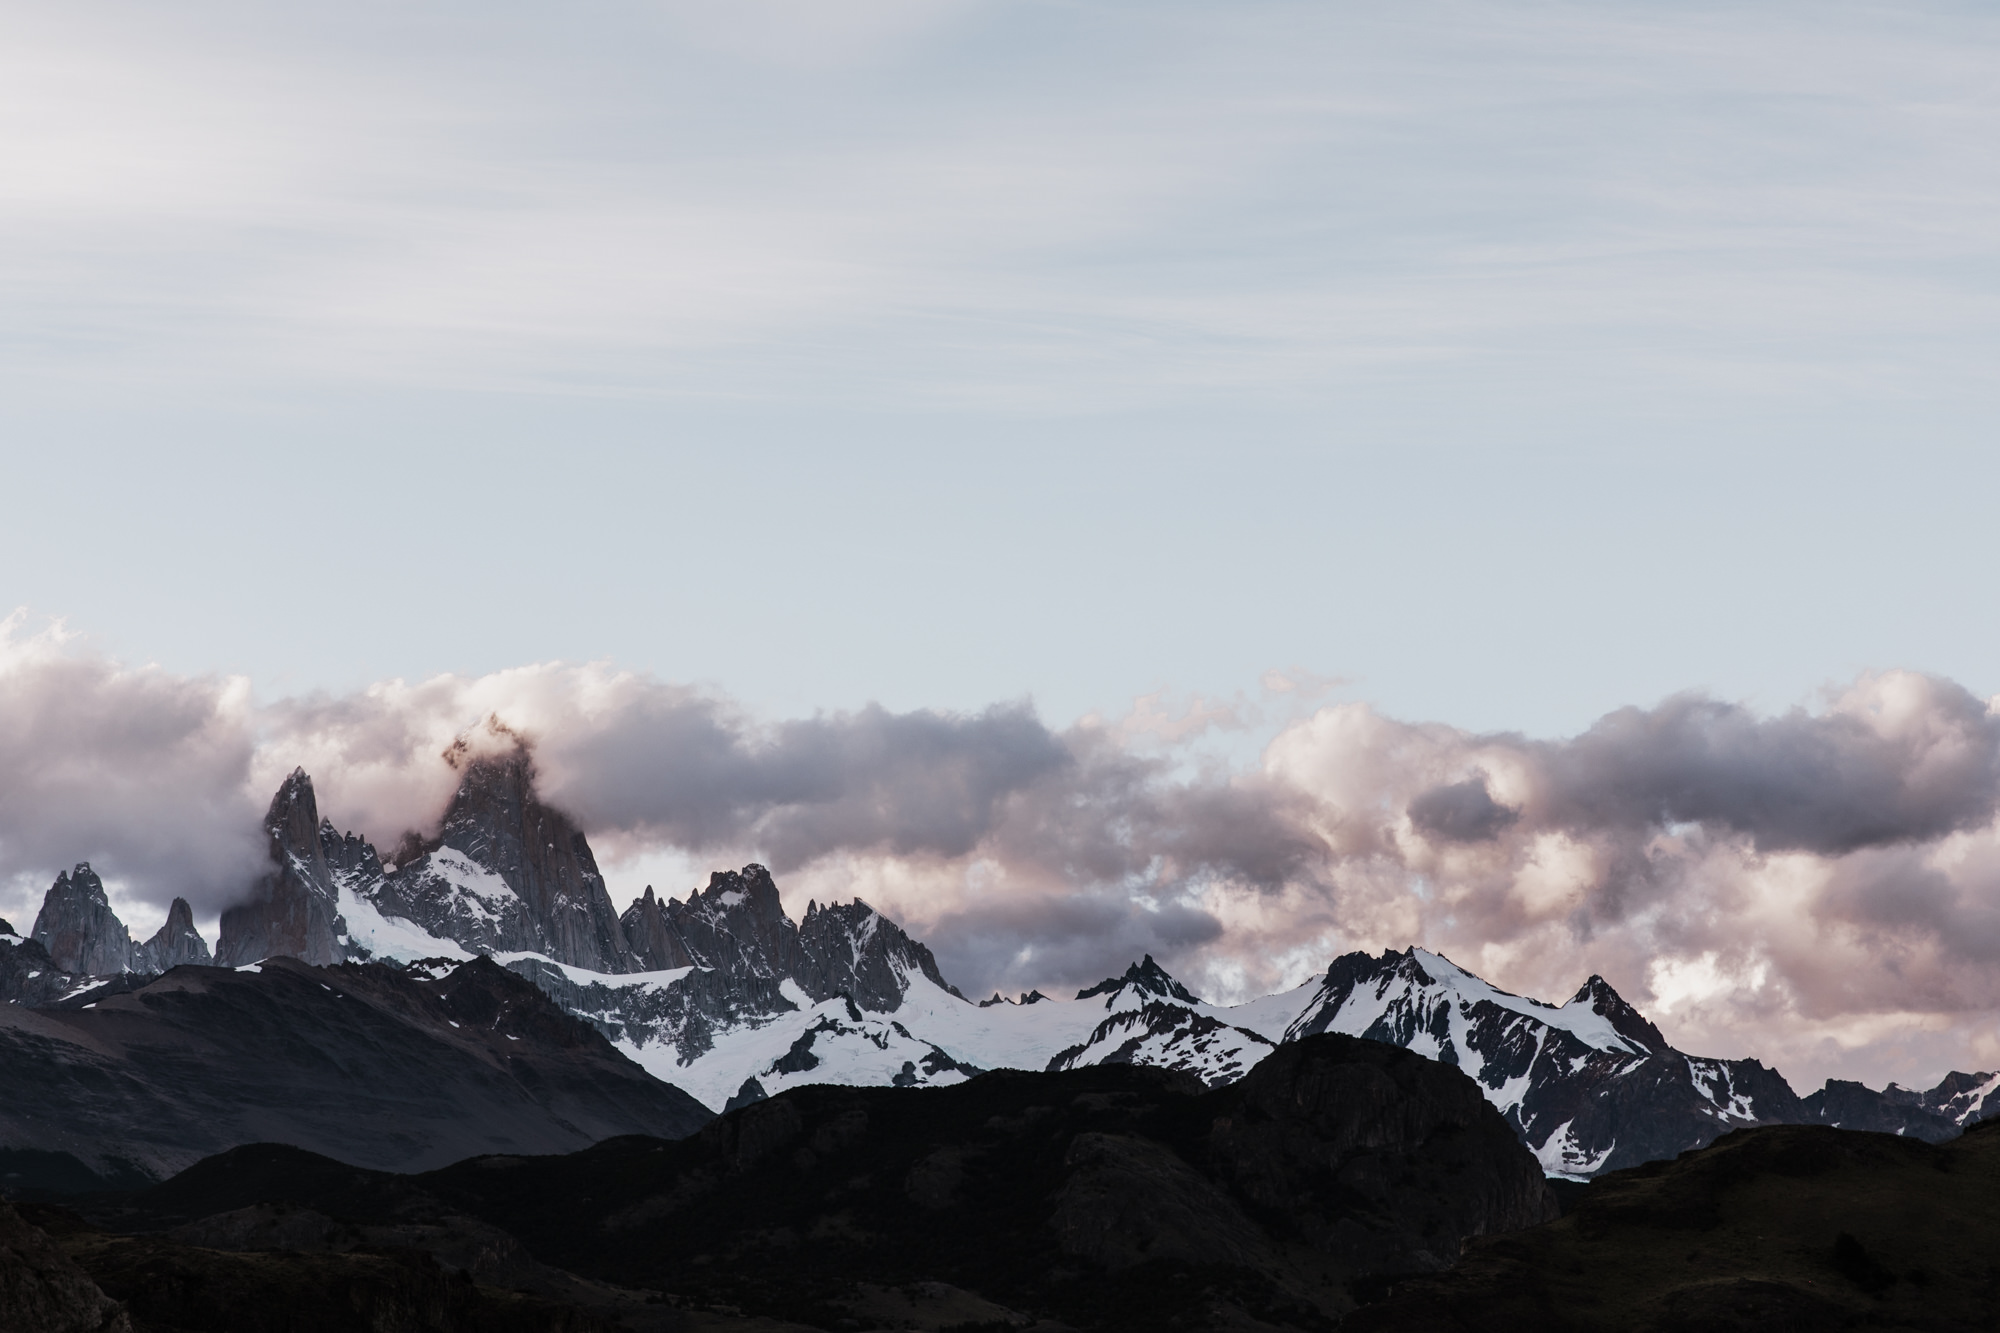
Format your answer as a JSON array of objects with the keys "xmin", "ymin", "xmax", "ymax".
[
  {"xmin": 31, "ymin": 866, "xmax": 133, "ymax": 976},
  {"xmin": 215, "ymin": 770, "xmax": 347, "ymax": 968},
  {"xmin": 796, "ymin": 896, "xmax": 961, "ymax": 1010},
  {"xmin": 1284, "ymin": 947, "xmax": 1811, "ymax": 1174},
  {"xmin": 361, "ymin": 751, "xmax": 634, "ymax": 974},
  {"xmin": 1047, "ymin": 954, "xmax": 1277, "ymax": 1087},
  {"xmin": 0, "ymin": 933, "xmax": 86, "ymax": 1007},
  {"xmin": 616, "ymin": 887, "xmax": 694, "ymax": 971},
  {"xmin": 131, "ymin": 898, "xmax": 210, "ymax": 973},
  {"xmin": 0, "ymin": 1200, "xmax": 130, "ymax": 1333},
  {"xmin": 521, "ymin": 870, "xmax": 970, "ymax": 1075},
  {"xmin": 658, "ymin": 865, "xmax": 799, "ymax": 981}
]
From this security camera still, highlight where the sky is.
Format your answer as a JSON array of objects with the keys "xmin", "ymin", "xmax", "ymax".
[{"xmin": 4, "ymin": 1, "xmax": 2000, "ymax": 1093}]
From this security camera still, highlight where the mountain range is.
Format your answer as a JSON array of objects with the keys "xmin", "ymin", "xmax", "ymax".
[{"xmin": 5, "ymin": 749, "xmax": 1997, "ymax": 1186}]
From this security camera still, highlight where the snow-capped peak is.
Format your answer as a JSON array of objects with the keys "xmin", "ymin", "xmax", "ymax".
[{"xmin": 1075, "ymin": 954, "xmax": 1202, "ymax": 1009}]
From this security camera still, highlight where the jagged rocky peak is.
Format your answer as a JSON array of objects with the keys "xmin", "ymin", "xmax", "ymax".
[
  {"xmin": 621, "ymin": 885, "xmax": 695, "ymax": 971},
  {"xmin": 318, "ymin": 818, "xmax": 383, "ymax": 879},
  {"xmin": 31, "ymin": 863, "xmax": 134, "ymax": 975},
  {"xmin": 1923, "ymin": 1069, "xmax": 2000, "ymax": 1125},
  {"xmin": 978, "ymin": 988, "xmax": 1050, "ymax": 1008},
  {"xmin": 1568, "ymin": 972, "xmax": 1669, "ymax": 1054},
  {"xmin": 433, "ymin": 748, "xmax": 633, "ymax": 974},
  {"xmin": 666, "ymin": 864, "xmax": 800, "ymax": 979},
  {"xmin": 216, "ymin": 768, "xmax": 347, "ymax": 968},
  {"xmin": 796, "ymin": 895, "xmax": 962, "ymax": 1010},
  {"xmin": 134, "ymin": 896, "xmax": 211, "ymax": 972},
  {"xmin": 1076, "ymin": 954, "xmax": 1202, "ymax": 1006},
  {"xmin": 361, "ymin": 747, "xmax": 637, "ymax": 973}
]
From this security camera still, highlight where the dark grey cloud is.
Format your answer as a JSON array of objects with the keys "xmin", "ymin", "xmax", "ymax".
[
  {"xmin": 537, "ymin": 696, "xmax": 1075, "ymax": 867},
  {"xmin": 1536, "ymin": 682, "xmax": 2000, "ymax": 855},
  {"xmin": 1408, "ymin": 776, "xmax": 1519, "ymax": 843},
  {"xmin": 523, "ymin": 694, "xmax": 1324, "ymax": 992},
  {"xmin": 919, "ymin": 889, "xmax": 1227, "ymax": 1003}
]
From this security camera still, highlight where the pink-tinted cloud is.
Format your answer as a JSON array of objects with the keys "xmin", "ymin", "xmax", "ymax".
[{"xmin": 4, "ymin": 617, "xmax": 1997, "ymax": 1088}]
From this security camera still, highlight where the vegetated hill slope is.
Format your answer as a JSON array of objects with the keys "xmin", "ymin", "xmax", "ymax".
[
  {"xmin": 57, "ymin": 1034, "xmax": 1555, "ymax": 1333},
  {"xmin": 1348, "ymin": 1118, "xmax": 2000, "ymax": 1332},
  {"xmin": 0, "ymin": 956, "xmax": 711, "ymax": 1186}
]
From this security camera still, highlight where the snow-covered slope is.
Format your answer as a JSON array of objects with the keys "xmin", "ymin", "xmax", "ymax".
[
  {"xmin": 167, "ymin": 761, "xmax": 2000, "ymax": 1179},
  {"xmin": 1282, "ymin": 947, "xmax": 1819, "ymax": 1176},
  {"xmin": 1041, "ymin": 956, "xmax": 1295, "ymax": 1086}
]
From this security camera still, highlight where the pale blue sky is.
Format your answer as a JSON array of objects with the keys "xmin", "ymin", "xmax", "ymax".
[{"xmin": 5, "ymin": 0, "xmax": 1998, "ymax": 739}]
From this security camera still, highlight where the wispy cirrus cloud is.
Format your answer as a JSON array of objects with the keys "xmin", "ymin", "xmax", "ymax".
[{"xmin": 4, "ymin": 1, "xmax": 1999, "ymax": 410}]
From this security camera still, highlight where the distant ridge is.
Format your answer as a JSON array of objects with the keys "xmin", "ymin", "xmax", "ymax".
[{"xmin": 4, "ymin": 755, "xmax": 1994, "ymax": 1181}]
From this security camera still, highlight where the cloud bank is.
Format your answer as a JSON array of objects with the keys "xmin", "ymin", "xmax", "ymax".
[{"xmin": 4, "ymin": 613, "xmax": 1998, "ymax": 1089}]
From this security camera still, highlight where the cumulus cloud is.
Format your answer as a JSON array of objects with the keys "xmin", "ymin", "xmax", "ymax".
[
  {"xmin": 0, "ymin": 615, "xmax": 265, "ymax": 921},
  {"xmin": 4, "ymin": 616, "xmax": 1999, "ymax": 1088}
]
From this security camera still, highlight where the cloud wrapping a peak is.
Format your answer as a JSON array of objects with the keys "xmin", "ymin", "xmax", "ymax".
[{"xmin": 4, "ymin": 617, "xmax": 1998, "ymax": 1089}]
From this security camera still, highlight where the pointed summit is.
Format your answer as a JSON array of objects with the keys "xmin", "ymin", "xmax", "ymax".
[
  {"xmin": 216, "ymin": 769, "xmax": 347, "ymax": 967},
  {"xmin": 31, "ymin": 863, "xmax": 134, "ymax": 975},
  {"xmin": 621, "ymin": 885, "xmax": 695, "ymax": 971},
  {"xmin": 372, "ymin": 748, "xmax": 635, "ymax": 973},
  {"xmin": 134, "ymin": 897, "xmax": 211, "ymax": 972},
  {"xmin": 795, "ymin": 895, "xmax": 962, "ymax": 1010},
  {"xmin": 1075, "ymin": 955, "xmax": 1201, "ymax": 1006},
  {"xmin": 1568, "ymin": 973, "xmax": 1669, "ymax": 1054},
  {"xmin": 667, "ymin": 865, "xmax": 799, "ymax": 979}
]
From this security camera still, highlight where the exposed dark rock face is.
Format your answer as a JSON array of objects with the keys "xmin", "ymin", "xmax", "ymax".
[
  {"xmin": 1286, "ymin": 948, "xmax": 1800, "ymax": 1173},
  {"xmin": 721, "ymin": 1077, "xmax": 767, "ymax": 1112},
  {"xmin": 1803, "ymin": 1077, "xmax": 1964, "ymax": 1138},
  {"xmin": 796, "ymin": 897, "xmax": 960, "ymax": 1009},
  {"xmin": 215, "ymin": 755, "xmax": 970, "ymax": 1082},
  {"xmin": 615, "ymin": 887, "xmax": 693, "ymax": 971},
  {"xmin": 1347, "ymin": 1119, "xmax": 2000, "ymax": 1332},
  {"xmin": 31, "ymin": 865, "xmax": 133, "ymax": 977},
  {"xmin": 216, "ymin": 770, "xmax": 348, "ymax": 967},
  {"xmin": 1916, "ymin": 1068, "xmax": 2000, "ymax": 1125},
  {"xmin": 543, "ymin": 871, "xmax": 968, "ymax": 1073},
  {"xmin": 0, "ymin": 1199, "xmax": 130, "ymax": 1333},
  {"xmin": 362, "ymin": 753, "xmax": 634, "ymax": 974},
  {"xmin": 979, "ymin": 989, "xmax": 1050, "ymax": 1007},
  {"xmin": 1283, "ymin": 947, "xmax": 1994, "ymax": 1176},
  {"xmin": 1048, "ymin": 955, "xmax": 1276, "ymax": 1087},
  {"xmin": 505, "ymin": 955, "xmax": 796, "ymax": 1067},
  {"xmin": 0, "ymin": 955, "xmax": 711, "ymax": 1182},
  {"xmin": 1566, "ymin": 973, "xmax": 1670, "ymax": 1053},
  {"xmin": 131, "ymin": 897, "xmax": 210, "ymax": 973},
  {"xmin": 535, "ymin": 867, "xmax": 971, "ymax": 1068},
  {"xmin": 183, "ymin": 755, "xmax": 2000, "ymax": 1185},
  {"xmin": 319, "ymin": 822, "xmax": 384, "ymax": 881},
  {"xmin": 0, "ymin": 933, "xmax": 89, "ymax": 1008},
  {"xmin": 658, "ymin": 865, "xmax": 799, "ymax": 980},
  {"xmin": 1077, "ymin": 955, "xmax": 1201, "ymax": 1005}
]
